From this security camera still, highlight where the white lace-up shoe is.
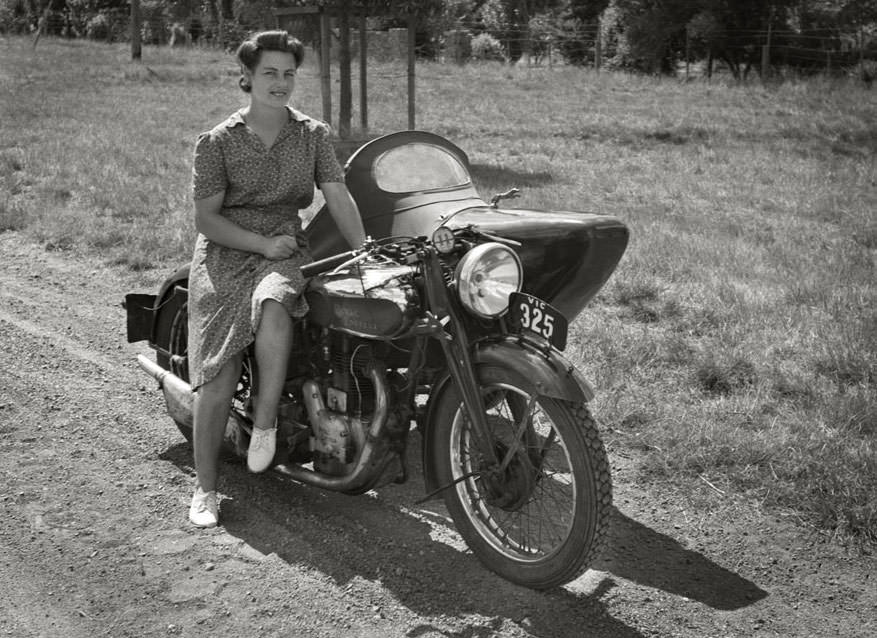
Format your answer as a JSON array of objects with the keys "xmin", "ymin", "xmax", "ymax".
[
  {"xmin": 247, "ymin": 426, "xmax": 277, "ymax": 473},
  {"xmin": 189, "ymin": 487, "xmax": 218, "ymax": 528}
]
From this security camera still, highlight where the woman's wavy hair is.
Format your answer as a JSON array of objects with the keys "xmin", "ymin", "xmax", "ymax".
[{"xmin": 236, "ymin": 30, "xmax": 305, "ymax": 93}]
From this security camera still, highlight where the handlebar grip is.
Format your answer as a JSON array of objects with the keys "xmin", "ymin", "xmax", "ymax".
[{"xmin": 301, "ymin": 250, "xmax": 357, "ymax": 278}]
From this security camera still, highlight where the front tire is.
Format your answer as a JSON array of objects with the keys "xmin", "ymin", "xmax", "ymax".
[{"xmin": 429, "ymin": 365, "xmax": 612, "ymax": 589}]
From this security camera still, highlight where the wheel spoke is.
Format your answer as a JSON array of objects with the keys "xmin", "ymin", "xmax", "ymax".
[{"xmin": 452, "ymin": 384, "xmax": 578, "ymax": 559}]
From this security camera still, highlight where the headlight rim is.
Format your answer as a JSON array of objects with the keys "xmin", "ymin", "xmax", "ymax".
[{"xmin": 454, "ymin": 241, "xmax": 523, "ymax": 319}]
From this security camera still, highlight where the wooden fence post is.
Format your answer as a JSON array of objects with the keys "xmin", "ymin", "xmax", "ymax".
[
  {"xmin": 214, "ymin": 0, "xmax": 223, "ymax": 49},
  {"xmin": 595, "ymin": 20, "xmax": 602, "ymax": 71},
  {"xmin": 131, "ymin": 0, "xmax": 142, "ymax": 61},
  {"xmin": 762, "ymin": 6, "xmax": 774, "ymax": 82},
  {"xmin": 320, "ymin": 13, "xmax": 332, "ymax": 129},
  {"xmin": 338, "ymin": 7, "xmax": 351, "ymax": 140},
  {"xmin": 360, "ymin": 12, "xmax": 368, "ymax": 136},
  {"xmin": 685, "ymin": 26, "xmax": 690, "ymax": 80},
  {"xmin": 407, "ymin": 12, "xmax": 415, "ymax": 131}
]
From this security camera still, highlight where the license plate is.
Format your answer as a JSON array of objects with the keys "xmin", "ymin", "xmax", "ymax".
[{"xmin": 507, "ymin": 292, "xmax": 568, "ymax": 351}]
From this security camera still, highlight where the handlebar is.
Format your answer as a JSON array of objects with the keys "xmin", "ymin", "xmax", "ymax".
[
  {"xmin": 300, "ymin": 250, "xmax": 358, "ymax": 278},
  {"xmin": 300, "ymin": 229, "xmax": 520, "ymax": 279}
]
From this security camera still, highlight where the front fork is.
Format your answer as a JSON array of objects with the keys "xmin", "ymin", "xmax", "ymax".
[{"xmin": 417, "ymin": 250, "xmax": 499, "ymax": 467}]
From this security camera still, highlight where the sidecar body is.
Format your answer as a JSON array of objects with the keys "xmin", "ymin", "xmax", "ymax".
[{"xmin": 306, "ymin": 131, "xmax": 628, "ymax": 320}]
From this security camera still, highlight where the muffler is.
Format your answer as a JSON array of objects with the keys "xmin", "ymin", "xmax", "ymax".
[{"xmin": 137, "ymin": 354, "xmax": 194, "ymax": 427}]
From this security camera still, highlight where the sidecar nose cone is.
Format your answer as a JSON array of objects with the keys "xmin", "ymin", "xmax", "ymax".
[{"xmin": 447, "ymin": 207, "xmax": 629, "ymax": 319}]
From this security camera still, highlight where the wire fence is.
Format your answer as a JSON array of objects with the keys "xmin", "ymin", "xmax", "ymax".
[
  {"xmin": 19, "ymin": 9, "xmax": 877, "ymax": 79},
  {"xmin": 26, "ymin": 8, "xmax": 242, "ymax": 48}
]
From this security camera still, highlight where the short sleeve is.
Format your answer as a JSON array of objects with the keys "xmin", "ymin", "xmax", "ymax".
[
  {"xmin": 313, "ymin": 123, "xmax": 345, "ymax": 185},
  {"xmin": 192, "ymin": 132, "xmax": 228, "ymax": 200}
]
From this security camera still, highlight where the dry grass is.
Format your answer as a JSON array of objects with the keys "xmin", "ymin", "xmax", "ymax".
[{"xmin": 1, "ymin": 36, "xmax": 874, "ymax": 542}]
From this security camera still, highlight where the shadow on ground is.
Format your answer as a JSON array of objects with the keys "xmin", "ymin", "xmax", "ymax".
[
  {"xmin": 596, "ymin": 510, "xmax": 768, "ymax": 610},
  {"xmin": 160, "ymin": 437, "xmax": 765, "ymax": 638}
]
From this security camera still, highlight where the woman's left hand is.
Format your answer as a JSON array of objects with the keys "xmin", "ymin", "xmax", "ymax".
[{"xmin": 261, "ymin": 234, "xmax": 299, "ymax": 260}]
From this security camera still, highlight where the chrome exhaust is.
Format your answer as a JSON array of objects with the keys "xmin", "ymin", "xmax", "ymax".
[
  {"xmin": 136, "ymin": 354, "xmax": 194, "ymax": 428},
  {"xmin": 138, "ymin": 353, "xmax": 393, "ymax": 493},
  {"xmin": 274, "ymin": 360, "xmax": 393, "ymax": 493}
]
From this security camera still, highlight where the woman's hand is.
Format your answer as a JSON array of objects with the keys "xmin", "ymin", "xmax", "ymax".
[{"xmin": 261, "ymin": 234, "xmax": 299, "ymax": 260}]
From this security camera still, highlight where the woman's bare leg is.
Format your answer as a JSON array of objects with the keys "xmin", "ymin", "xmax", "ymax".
[
  {"xmin": 252, "ymin": 299, "xmax": 292, "ymax": 431},
  {"xmin": 193, "ymin": 353, "xmax": 242, "ymax": 492}
]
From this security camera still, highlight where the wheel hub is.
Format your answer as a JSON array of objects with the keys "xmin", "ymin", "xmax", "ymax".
[{"xmin": 481, "ymin": 441, "xmax": 537, "ymax": 511}]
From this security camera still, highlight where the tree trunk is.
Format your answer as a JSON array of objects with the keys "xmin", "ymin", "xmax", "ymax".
[
  {"xmin": 31, "ymin": 2, "xmax": 49, "ymax": 49},
  {"xmin": 339, "ymin": 5, "xmax": 352, "ymax": 140},
  {"xmin": 131, "ymin": 0, "xmax": 142, "ymax": 61},
  {"xmin": 721, "ymin": 53, "xmax": 740, "ymax": 80},
  {"xmin": 214, "ymin": 1, "xmax": 223, "ymax": 48}
]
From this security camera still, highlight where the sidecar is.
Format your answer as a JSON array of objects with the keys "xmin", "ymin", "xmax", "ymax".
[
  {"xmin": 126, "ymin": 131, "xmax": 627, "ymax": 349},
  {"xmin": 307, "ymin": 131, "xmax": 628, "ymax": 320}
]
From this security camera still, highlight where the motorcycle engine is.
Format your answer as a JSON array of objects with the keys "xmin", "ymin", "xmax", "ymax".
[{"xmin": 303, "ymin": 341, "xmax": 375, "ymax": 476}]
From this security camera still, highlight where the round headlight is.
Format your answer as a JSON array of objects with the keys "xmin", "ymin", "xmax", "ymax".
[{"xmin": 455, "ymin": 242, "xmax": 522, "ymax": 318}]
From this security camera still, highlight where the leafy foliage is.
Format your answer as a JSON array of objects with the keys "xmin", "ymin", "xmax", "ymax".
[{"xmin": 2, "ymin": 0, "xmax": 875, "ymax": 74}]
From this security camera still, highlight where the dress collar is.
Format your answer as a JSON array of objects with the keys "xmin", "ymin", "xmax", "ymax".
[{"xmin": 225, "ymin": 106, "xmax": 311, "ymax": 129}]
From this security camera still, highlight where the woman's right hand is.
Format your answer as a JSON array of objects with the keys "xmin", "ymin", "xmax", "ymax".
[{"xmin": 261, "ymin": 234, "xmax": 299, "ymax": 260}]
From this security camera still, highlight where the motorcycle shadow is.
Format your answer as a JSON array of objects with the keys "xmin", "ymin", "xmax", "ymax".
[
  {"xmin": 594, "ymin": 511, "xmax": 768, "ymax": 611},
  {"xmin": 159, "ymin": 435, "xmax": 763, "ymax": 637}
]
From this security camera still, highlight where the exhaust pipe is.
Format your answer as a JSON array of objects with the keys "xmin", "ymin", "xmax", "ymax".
[
  {"xmin": 138, "ymin": 353, "xmax": 393, "ymax": 494},
  {"xmin": 137, "ymin": 354, "xmax": 194, "ymax": 428},
  {"xmin": 274, "ymin": 360, "xmax": 393, "ymax": 493}
]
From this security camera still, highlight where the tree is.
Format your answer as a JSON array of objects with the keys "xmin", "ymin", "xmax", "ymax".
[{"xmin": 604, "ymin": 0, "xmax": 804, "ymax": 76}]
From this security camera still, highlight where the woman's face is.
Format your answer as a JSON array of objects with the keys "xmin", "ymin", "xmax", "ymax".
[{"xmin": 247, "ymin": 50, "xmax": 298, "ymax": 107}]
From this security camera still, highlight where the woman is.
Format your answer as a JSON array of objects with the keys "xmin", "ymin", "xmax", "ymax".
[{"xmin": 187, "ymin": 30, "xmax": 367, "ymax": 528}]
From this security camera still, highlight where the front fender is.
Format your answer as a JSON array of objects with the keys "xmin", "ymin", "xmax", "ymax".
[
  {"xmin": 421, "ymin": 338, "xmax": 595, "ymax": 496},
  {"xmin": 474, "ymin": 339, "xmax": 595, "ymax": 402}
]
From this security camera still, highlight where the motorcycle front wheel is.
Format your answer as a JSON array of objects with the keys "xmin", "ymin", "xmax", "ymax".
[{"xmin": 429, "ymin": 364, "xmax": 612, "ymax": 589}]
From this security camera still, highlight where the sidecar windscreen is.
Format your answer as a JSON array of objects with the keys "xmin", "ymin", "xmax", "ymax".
[
  {"xmin": 373, "ymin": 144, "xmax": 470, "ymax": 193},
  {"xmin": 305, "ymin": 131, "xmax": 485, "ymax": 260}
]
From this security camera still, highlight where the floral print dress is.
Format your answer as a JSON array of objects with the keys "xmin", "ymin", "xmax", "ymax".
[{"xmin": 187, "ymin": 107, "xmax": 344, "ymax": 390}]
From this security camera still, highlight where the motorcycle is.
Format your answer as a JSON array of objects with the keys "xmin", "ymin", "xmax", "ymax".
[{"xmin": 124, "ymin": 131, "xmax": 628, "ymax": 589}]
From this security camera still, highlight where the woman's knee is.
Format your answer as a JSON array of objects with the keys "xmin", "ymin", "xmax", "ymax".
[
  {"xmin": 198, "ymin": 355, "xmax": 242, "ymax": 400},
  {"xmin": 257, "ymin": 299, "xmax": 292, "ymax": 334}
]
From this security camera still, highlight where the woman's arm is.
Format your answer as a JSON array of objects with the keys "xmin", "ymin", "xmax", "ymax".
[
  {"xmin": 194, "ymin": 192, "xmax": 298, "ymax": 260},
  {"xmin": 320, "ymin": 182, "xmax": 367, "ymax": 249}
]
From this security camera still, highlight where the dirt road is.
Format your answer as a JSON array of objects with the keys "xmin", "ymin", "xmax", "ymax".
[{"xmin": 0, "ymin": 232, "xmax": 873, "ymax": 637}]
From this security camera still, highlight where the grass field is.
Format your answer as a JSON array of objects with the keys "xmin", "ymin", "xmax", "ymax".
[{"xmin": 1, "ymin": 35, "xmax": 874, "ymax": 542}]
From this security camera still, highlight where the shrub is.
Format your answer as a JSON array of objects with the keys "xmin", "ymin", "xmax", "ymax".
[
  {"xmin": 470, "ymin": 32, "xmax": 505, "ymax": 62},
  {"xmin": 85, "ymin": 13, "xmax": 110, "ymax": 40}
]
